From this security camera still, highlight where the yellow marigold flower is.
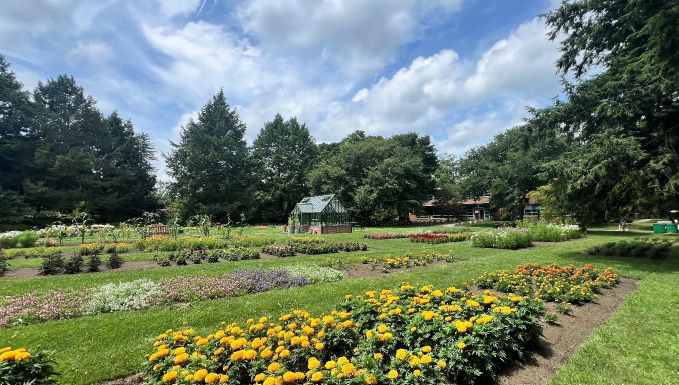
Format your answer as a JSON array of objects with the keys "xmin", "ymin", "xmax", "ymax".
[
  {"xmin": 162, "ymin": 371, "xmax": 178, "ymax": 383},
  {"xmin": 0, "ymin": 347, "xmax": 11, "ymax": 354},
  {"xmin": 323, "ymin": 316, "xmax": 334, "ymax": 325},
  {"xmin": 388, "ymin": 369, "xmax": 398, "ymax": 379},
  {"xmin": 337, "ymin": 356, "xmax": 349, "ymax": 365},
  {"xmin": 396, "ymin": 349, "xmax": 408, "ymax": 360},
  {"xmin": 308, "ymin": 357, "xmax": 320, "ymax": 370},
  {"xmin": 315, "ymin": 343, "xmax": 324, "ymax": 350},
  {"xmin": 173, "ymin": 353, "xmax": 189, "ymax": 365},
  {"xmin": 413, "ymin": 369, "xmax": 421, "ymax": 376},
  {"xmin": 205, "ymin": 373, "xmax": 219, "ymax": 384},
  {"xmin": 196, "ymin": 338, "xmax": 209, "ymax": 346},
  {"xmin": 311, "ymin": 372, "xmax": 323, "ymax": 382},
  {"xmin": 365, "ymin": 374, "xmax": 378, "ymax": 384},
  {"xmin": 255, "ymin": 373, "xmax": 266, "ymax": 382},
  {"xmin": 282, "ymin": 371, "xmax": 297, "ymax": 383},
  {"xmin": 409, "ymin": 356, "xmax": 420, "ymax": 367},
  {"xmin": 268, "ymin": 362, "xmax": 280, "ymax": 372},
  {"xmin": 421, "ymin": 355, "xmax": 433, "ymax": 364},
  {"xmin": 194, "ymin": 369, "xmax": 208, "ymax": 382},
  {"xmin": 279, "ymin": 349, "xmax": 290, "ymax": 359},
  {"xmin": 342, "ymin": 363, "xmax": 355, "ymax": 375},
  {"xmin": 244, "ymin": 349, "xmax": 257, "ymax": 360},
  {"xmin": 422, "ymin": 346, "xmax": 431, "ymax": 353},
  {"xmin": 261, "ymin": 349, "xmax": 273, "ymax": 359},
  {"xmin": 325, "ymin": 360, "xmax": 337, "ymax": 369},
  {"xmin": 411, "ymin": 327, "xmax": 417, "ymax": 332},
  {"xmin": 437, "ymin": 360, "xmax": 447, "ymax": 368},
  {"xmin": 263, "ymin": 377, "xmax": 276, "ymax": 385},
  {"xmin": 373, "ymin": 353, "xmax": 383, "ymax": 359},
  {"xmin": 458, "ymin": 342, "xmax": 466, "ymax": 349},
  {"xmin": 377, "ymin": 324, "xmax": 388, "ymax": 333},
  {"xmin": 220, "ymin": 375, "xmax": 229, "ymax": 383}
]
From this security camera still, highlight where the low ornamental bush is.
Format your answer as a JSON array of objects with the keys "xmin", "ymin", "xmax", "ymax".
[
  {"xmin": 106, "ymin": 252, "xmax": 125, "ymax": 269},
  {"xmin": 357, "ymin": 251, "xmax": 454, "ymax": 272},
  {"xmin": 64, "ymin": 255, "xmax": 84, "ymax": 274},
  {"xmin": 230, "ymin": 235, "xmax": 279, "ymax": 248},
  {"xmin": 0, "ymin": 347, "xmax": 58, "ymax": 385},
  {"xmin": 87, "ymin": 254, "xmax": 102, "ymax": 272},
  {"xmin": 16, "ymin": 231, "xmax": 39, "ymax": 248},
  {"xmin": 475, "ymin": 263, "xmax": 619, "ymax": 304},
  {"xmin": 39, "ymin": 254, "xmax": 65, "ymax": 275},
  {"xmin": 587, "ymin": 238, "xmax": 672, "ymax": 259},
  {"xmin": 409, "ymin": 233, "xmax": 472, "ymax": 244},
  {"xmin": 142, "ymin": 282, "xmax": 545, "ymax": 385},
  {"xmin": 470, "ymin": 228, "xmax": 532, "ymax": 249}
]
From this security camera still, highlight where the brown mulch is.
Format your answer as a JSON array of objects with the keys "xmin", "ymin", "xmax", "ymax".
[{"xmin": 95, "ymin": 278, "xmax": 637, "ymax": 385}]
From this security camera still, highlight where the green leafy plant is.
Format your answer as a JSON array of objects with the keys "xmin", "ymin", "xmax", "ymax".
[
  {"xmin": 39, "ymin": 255, "xmax": 65, "ymax": 275},
  {"xmin": 87, "ymin": 254, "xmax": 102, "ymax": 272},
  {"xmin": 106, "ymin": 252, "xmax": 125, "ymax": 269},
  {"xmin": 64, "ymin": 255, "xmax": 84, "ymax": 274},
  {"xmin": 0, "ymin": 347, "xmax": 59, "ymax": 385}
]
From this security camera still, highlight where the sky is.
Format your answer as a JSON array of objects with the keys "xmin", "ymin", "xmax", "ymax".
[{"xmin": 0, "ymin": 0, "xmax": 565, "ymax": 180}]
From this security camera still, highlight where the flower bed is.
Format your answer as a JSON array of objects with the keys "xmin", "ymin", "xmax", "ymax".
[
  {"xmin": 0, "ymin": 347, "xmax": 58, "ymax": 384},
  {"xmin": 0, "ymin": 268, "xmax": 345, "ymax": 328},
  {"xmin": 78, "ymin": 242, "xmax": 131, "ymax": 255},
  {"xmin": 263, "ymin": 242, "xmax": 368, "ymax": 257},
  {"xmin": 520, "ymin": 221, "xmax": 582, "ymax": 242},
  {"xmin": 230, "ymin": 235, "xmax": 280, "ymax": 248},
  {"xmin": 154, "ymin": 248, "xmax": 261, "ymax": 266},
  {"xmin": 475, "ymin": 263, "xmax": 619, "ymax": 304},
  {"xmin": 587, "ymin": 238, "xmax": 672, "ymax": 259},
  {"xmin": 409, "ymin": 233, "xmax": 471, "ymax": 244},
  {"xmin": 142, "ymin": 282, "xmax": 544, "ymax": 385},
  {"xmin": 1, "ymin": 247, "xmax": 62, "ymax": 259},
  {"xmin": 136, "ymin": 236, "xmax": 229, "ymax": 251},
  {"xmin": 262, "ymin": 244, "xmax": 296, "ymax": 257},
  {"xmin": 470, "ymin": 228, "xmax": 532, "ymax": 249},
  {"xmin": 363, "ymin": 228, "xmax": 471, "ymax": 240},
  {"xmin": 359, "ymin": 251, "xmax": 454, "ymax": 272}
]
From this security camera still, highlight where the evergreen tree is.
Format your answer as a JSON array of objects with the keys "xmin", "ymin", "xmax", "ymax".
[
  {"xmin": 165, "ymin": 90, "xmax": 253, "ymax": 221},
  {"xmin": 252, "ymin": 113, "xmax": 318, "ymax": 223}
]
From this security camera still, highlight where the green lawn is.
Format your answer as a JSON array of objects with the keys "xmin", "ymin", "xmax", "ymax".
[{"xmin": 2, "ymin": 228, "xmax": 678, "ymax": 385}]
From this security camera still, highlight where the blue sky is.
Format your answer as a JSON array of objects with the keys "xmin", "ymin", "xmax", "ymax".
[{"xmin": 0, "ymin": 0, "xmax": 563, "ymax": 180}]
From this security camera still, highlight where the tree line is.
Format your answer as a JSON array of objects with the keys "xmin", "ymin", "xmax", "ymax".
[
  {"xmin": 2, "ymin": 0, "xmax": 676, "ymax": 229},
  {"xmin": 0, "ymin": 61, "xmax": 438, "ymax": 226}
]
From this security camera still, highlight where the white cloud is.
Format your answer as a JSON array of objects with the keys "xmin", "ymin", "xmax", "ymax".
[
  {"xmin": 156, "ymin": 0, "xmax": 202, "ymax": 18},
  {"xmin": 237, "ymin": 0, "xmax": 464, "ymax": 75},
  {"xmin": 69, "ymin": 40, "xmax": 113, "ymax": 64}
]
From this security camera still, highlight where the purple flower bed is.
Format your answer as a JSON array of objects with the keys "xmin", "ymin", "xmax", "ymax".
[{"xmin": 0, "ymin": 269, "xmax": 311, "ymax": 328}]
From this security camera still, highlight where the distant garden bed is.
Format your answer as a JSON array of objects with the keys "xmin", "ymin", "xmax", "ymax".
[{"xmin": 587, "ymin": 238, "xmax": 672, "ymax": 259}]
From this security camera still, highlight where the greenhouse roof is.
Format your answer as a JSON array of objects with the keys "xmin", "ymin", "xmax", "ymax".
[{"xmin": 294, "ymin": 194, "xmax": 336, "ymax": 213}]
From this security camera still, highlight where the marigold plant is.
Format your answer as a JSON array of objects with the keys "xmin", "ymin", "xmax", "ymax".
[
  {"xmin": 0, "ymin": 347, "xmax": 58, "ymax": 385},
  {"xmin": 143, "ymin": 282, "xmax": 544, "ymax": 384}
]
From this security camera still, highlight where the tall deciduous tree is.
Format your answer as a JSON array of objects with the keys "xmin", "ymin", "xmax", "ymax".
[
  {"xmin": 252, "ymin": 113, "xmax": 318, "ymax": 223},
  {"xmin": 165, "ymin": 90, "xmax": 253, "ymax": 221},
  {"xmin": 309, "ymin": 131, "xmax": 437, "ymax": 223}
]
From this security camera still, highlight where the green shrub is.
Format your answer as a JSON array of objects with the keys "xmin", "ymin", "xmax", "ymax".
[
  {"xmin": 0, "ymin": 347, "xmax": 58, "ymax": 385},
  {"xmin": 87, "ymin": 254, "xmax": 102, "ymax": 272},
  {"xmin": 16, "ymin": 231, "xmax": 39, "ymax": 248},
  {"xmin": 0, "ymin": 257, "xmax": 9, "ymax": 277},
  {"xmin": 106, "ymin": 252, "xmax": 125, "ymax": 269},
  {"xmin": 588, "ymin": 238, "xmax": 672, "ymax": 259},
  {"xmin": 39, "ymin": 255, "xmax": 65, "ymax": 275},
  {"xmin": 0, "ymin": 236, "xmax": 19, "ymax": 249},
  {"xmin": 64, "ymin": 255, "xmax": 84, "ymax": 274}
]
